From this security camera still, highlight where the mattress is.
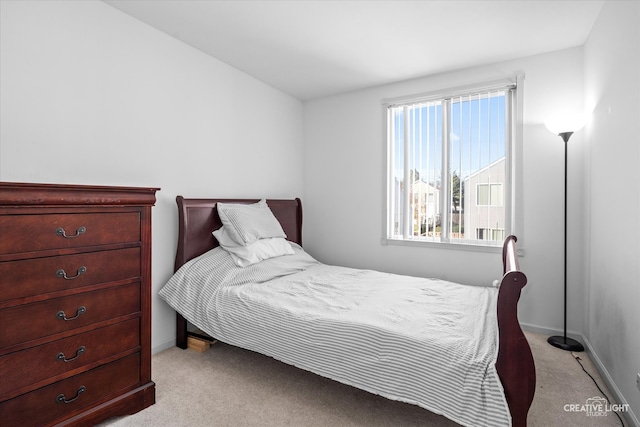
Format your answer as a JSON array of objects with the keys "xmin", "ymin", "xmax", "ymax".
[{"xmin": 159, "ymin": 244, "xmax": 511, "ymax": 427}]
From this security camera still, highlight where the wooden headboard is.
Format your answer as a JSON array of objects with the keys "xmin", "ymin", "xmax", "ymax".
[{"xmin": 174, "ymin": 196, "xmax": 303, "ymax": 272}]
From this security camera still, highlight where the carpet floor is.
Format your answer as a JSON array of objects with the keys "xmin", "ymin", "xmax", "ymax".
[{"xmin": 102, "ymin": 331, "xmax": 628, "ymax": 426}]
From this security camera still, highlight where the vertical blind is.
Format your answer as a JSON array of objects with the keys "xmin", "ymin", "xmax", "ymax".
[{"xmin": 386, "ymin": 84, "xmax": 515, "ymax": 246}]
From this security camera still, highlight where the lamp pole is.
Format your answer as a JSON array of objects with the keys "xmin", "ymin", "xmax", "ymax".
[{"xmin": 547, "ymin": 131, "xmax": 584, "ymax": 352}]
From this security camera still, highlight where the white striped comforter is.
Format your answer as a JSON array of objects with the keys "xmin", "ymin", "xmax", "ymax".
[{"xmin": 159, "ymin": 244, "xmax": 510, "ymax": 427}]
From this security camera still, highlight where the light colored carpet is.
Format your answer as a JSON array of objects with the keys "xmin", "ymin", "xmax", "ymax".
[{"xmin": 102, "ymin": 331, "xmax": 628, "ymax": 426}]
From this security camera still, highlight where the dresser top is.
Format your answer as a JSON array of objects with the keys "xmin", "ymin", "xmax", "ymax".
[{"xmin": 0, "ymin": 182, "xmax": 159, "ymax": 206}]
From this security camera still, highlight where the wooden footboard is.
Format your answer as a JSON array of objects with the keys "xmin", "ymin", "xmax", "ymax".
[{"xmin": 496, "ymin": 235, "xmax": 536, "ymax": 426}]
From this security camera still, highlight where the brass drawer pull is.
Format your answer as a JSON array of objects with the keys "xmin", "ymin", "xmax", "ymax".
[
  {"xmin": 56, "ymin": 306, "xmax": 86, "ymax": 321},
  {"xmin": 56, "ymin": 346, "xmax": 86, "ymax": 363},
  {"xmin": 56, "ymin": 266, "xmax": 87, "ymax": 280},
  {"xmin": 55, "ymin": 226, "xmax": 86, "ymax": 238},
  {"xmin": 56, "ymin": 385, "xmax": 86, "ymax": 404}
]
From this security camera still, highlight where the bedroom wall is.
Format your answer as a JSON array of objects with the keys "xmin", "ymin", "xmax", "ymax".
[
  {"xmin": 303, "ymin": 47, "xmax": 586, "ymax": 340},
  {"xmin": 0, "ymin": 0, "xmax": 304, "ymax": 352},
  {"xmin": 584, "ymin": 0, "xmax": 640, "ymax": 422}
]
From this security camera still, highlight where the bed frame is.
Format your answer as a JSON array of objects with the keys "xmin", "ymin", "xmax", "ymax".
[{"xmin": 172, "ymin": 196, "xmax": 536, "ymax": 426}]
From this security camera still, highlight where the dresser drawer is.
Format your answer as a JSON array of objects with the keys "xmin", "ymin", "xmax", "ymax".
[
  {"xmin": 0, "ymin": 283, "xmax": 140, "ymax": 348},
  {"xmin": 0, "ymin": 247, "xmax": 141, "ymax": 301},
  {"xmin": 0, "ymin": 212, "xmax": 140, "ymax": 255},
  {"xmin": 0, "ymin": 318, "xmax": 140, "ymax": 398},
  {"xmin": 0, "ymin": 353, "xmax": 140, "ymax": 427}
]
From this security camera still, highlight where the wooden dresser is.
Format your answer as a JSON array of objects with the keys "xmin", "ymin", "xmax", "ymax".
[{"xmin": 0, "ymin": 182, "xmax": 158, "ymax": 426}]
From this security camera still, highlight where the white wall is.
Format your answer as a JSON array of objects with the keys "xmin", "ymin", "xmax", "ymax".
[
  {"xmin": 303, "ymin": 48, "xmax": 586, "ymax": 338},
  {"xmin": 0, "ymin": 0, "xmax": 304, "ymax": 352},
  {"xmin": 584, "ymin": 1, "xmax": 640, "ymax": 422}
]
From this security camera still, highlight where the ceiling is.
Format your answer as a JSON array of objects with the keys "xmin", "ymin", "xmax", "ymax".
[{"xmin": 103, "ymin": 0, "xmax": 605, "ymax": 101}]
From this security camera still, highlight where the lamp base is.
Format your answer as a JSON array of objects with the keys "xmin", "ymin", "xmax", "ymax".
[{"xmin": 548, "ymin": 335, "xmax": 584, "ymax": 352}]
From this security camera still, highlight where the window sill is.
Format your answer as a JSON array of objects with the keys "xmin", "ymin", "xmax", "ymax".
[{"xmin": 382, "ymin": 237, "xmax": 522, "ymax": 255}]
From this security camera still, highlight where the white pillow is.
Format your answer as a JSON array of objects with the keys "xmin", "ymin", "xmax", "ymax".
[
  {"xmin": 213, "ymin": 226, "xmax": 294, "ymax": 267},
  {"xmin": 216, "ymin": 199, "xmax": 286, "ymax": 246}
]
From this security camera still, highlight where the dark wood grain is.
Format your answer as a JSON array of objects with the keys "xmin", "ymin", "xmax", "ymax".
[
  {"xmin": 497, "ymin": 236, "xmax": 536, "ymax": 427},
  {"xmin": 174, "ymin": 197, "xmax": 302, "ymax": 271},
  {"xmin": 0, "ymin": 354, "xmax": 141, "ymax": 427},
  {"xmin": 0, "ymin": 247, "xmax": 140, "ymax": 302},
  {"xmin": 0, "ymin": 318, "xmax": 140, "ymax": 400},
  {"xmin": 0, "ymin": 283, "xmax": 140, "ymax": 349},
  {"xmin": 0, "ymin": 212, "xmax": 141, "ymax": 255},
  {"xmin": 0, "ymin": 182, "xmax": 157, "ymax": 206},
  {"xmin": 0, "ymin": 182, "xmax": 157, "ymax": 426}
]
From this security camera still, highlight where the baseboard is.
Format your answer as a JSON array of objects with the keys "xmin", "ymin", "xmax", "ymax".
[
  {"xmin": 520, "ymin": 323, "xmax": 639, "ymax": 427},
  {"xmin": 152, "ymin": 337, "xmax": 176, "ymax": 355},
  {"xmin": 582, "ymin": 336, "xmax": 640, "ymax": 427},
  {"xmin": 520, "ymin": 322, "xmax": 583, "ymax": 344}
]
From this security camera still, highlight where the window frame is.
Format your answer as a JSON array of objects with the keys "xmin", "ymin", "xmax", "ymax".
[
  {"xmin": 477, "ymin": 183, "xmax": 504, "ymax": 207},
  {"xmin": 381, "ymin": 76, "xmax": 524, "ymax": 253}
]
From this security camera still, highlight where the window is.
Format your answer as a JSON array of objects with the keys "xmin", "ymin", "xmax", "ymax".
[
  {"xmin": 476, "ymin": 228, "xmax": 505, "ymax": 241},
  {"xmin": 477, "ymin": 183, "xmax": 503, "ymax": 206},
  {"xmin": 384, "ymin": 79, "xmax": 521, "ymax": 248}
]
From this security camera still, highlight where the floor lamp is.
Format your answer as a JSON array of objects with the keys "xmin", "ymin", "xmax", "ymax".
[{"xmin": 544, "ymin": 113, "xmax": 586, "ymax": 352}]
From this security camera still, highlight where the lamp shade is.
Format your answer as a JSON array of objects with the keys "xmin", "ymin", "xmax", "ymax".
[{"xmin": 544, "ymin": 112, "xmax": 587, "ymax": 135}]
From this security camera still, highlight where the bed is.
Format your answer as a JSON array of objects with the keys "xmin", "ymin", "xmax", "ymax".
[{"xmin": 160, "ymin": 197, "xmax": 536, "ymax": 427}]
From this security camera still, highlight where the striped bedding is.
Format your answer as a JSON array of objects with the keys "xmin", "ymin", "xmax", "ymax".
[{"xmin": 159, "ymin": 244, "xmax": 511, "ymax": 427}]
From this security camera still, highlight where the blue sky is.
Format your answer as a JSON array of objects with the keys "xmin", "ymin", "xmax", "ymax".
[{"xmin": 392, "ymin": 91, "xmax": 506, "ymax": 183}]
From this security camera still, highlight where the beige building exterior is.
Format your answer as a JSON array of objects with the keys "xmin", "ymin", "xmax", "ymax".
[
  {"xmin": 462, "ymin": 158, "xmax": 506, "ymax": 242},
  {"xmin": 408, "ymin": 180, "xmax": 440, "ymax": 236}
]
